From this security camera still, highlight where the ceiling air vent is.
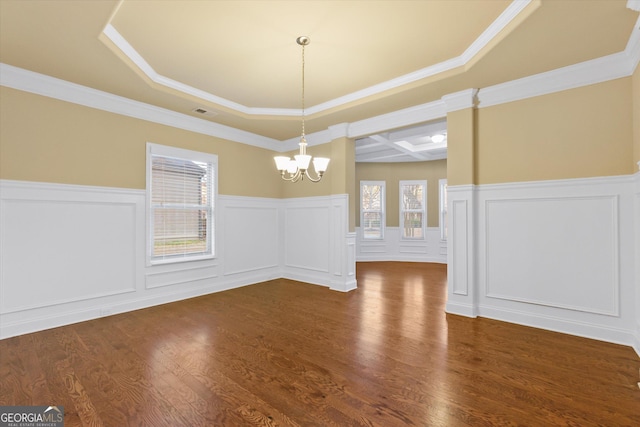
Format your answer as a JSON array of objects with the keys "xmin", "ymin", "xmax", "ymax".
[{"xmin": 191, "ymin": 107, "xmax": 217, "ymax": 117}]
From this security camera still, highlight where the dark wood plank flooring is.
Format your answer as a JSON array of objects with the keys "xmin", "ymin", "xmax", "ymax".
[{"xmin": 1, "ymin": 262, "xmax": 639, "ymax": 426}]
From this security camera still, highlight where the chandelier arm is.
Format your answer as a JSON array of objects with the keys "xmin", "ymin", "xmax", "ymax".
[
  {"xmin": 280, "ymin": 168, "xmax": 304, "ymax": 182},
  {"xmin": 279, "ymin": 171, "xmax": 294, "ymax": 181},
  {"xmin": 304, "ymin": 169, "xmax": 324, "ymax": 183}
]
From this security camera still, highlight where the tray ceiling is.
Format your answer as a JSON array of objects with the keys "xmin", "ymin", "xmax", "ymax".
[{"xmin": 1, "ymin": 0, "xmax": 637, "ymax": 161}]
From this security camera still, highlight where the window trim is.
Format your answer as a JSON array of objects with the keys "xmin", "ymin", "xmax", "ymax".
[
  {"xmin": 360, "ymin": 180, "xmax": 386, "ymax": 240},
  {"xmin": 439, "ymin": 178, "xmax": 448, "ymax": 241},
  {"xmin": 399, "ymin": 180, "xmax": 427, "ymax": 240},
  {"xmin": 146, "ymin": 142, "xmax": 218, "ymax": 266}
]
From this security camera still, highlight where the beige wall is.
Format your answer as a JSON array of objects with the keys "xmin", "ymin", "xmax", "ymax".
[
  {"xmin": 475, "ymin": 78, "xmax": 634, "ymax": 184},
  {"xmin": 331, "ymin": 137, "xmax": 356, "ymax": 232},
  {"xmin": 446, "ymin": 108, "xmax": 475, "ymax": 186},
  {"xmin": 2, "ymin": 72, "xmax": 636, "ymax": 204},
  {"xmin": 633, "ymin": 62, "xmax": 640, "ymax": 171},
  {"xmin": 0, "ymin": 87, "xmax": 283, "ymax": 198},
  {"xmin": 355, "ymin": 160, "xmax": 447, "ymax": 228},
  {"xmin": 279, "ymin": 138, "xmax": 356, "ymax": 231}
]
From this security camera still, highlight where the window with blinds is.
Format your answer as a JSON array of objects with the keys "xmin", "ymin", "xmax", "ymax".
[
  {"xmin": 361, "ymin": 181, "xmax": 385, "ymax": 239},
  {"xmin": 147, "ymin": 143, "xmax": 217, "ymax": 264},
  {"xmin": 400, "ymin": 180, "xmax": 426, "ymax": 239}
]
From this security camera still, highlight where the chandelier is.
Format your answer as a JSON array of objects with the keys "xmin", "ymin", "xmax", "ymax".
[{"xmin": 274, "ymin": 36, "xmax": 330, "ymax": 182}]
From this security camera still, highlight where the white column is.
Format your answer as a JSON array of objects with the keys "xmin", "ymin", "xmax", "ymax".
[
  {"xmin": 442, "ymin": 89, "xmax": 479, "ymax": 317},
  {"xmin": 329, "ymin": 194, "xmax": 357, "ymax": 292}
]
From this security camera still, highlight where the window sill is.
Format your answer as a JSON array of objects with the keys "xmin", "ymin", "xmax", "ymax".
[{"xmin": 148, "ymin": 253, "xmax": 215, "ymax": 267}]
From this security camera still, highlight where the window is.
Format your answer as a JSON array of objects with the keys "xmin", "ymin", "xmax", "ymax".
[
  {"xmin": 400, "ymin": 180, "xmax": 426, "ymax": 239},
  {"xmin": 361, "ymin": 181, "xmax": 385, "ymax": 239},
  {"xmin": 147, "ymin": 143, "xmax": 217, "ymax": 265},
  {"xmin": 439, "ymin": 179, "xmax": 448, "ymax": 241}
]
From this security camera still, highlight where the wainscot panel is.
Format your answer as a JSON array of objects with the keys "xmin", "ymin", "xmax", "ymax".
[
  {"xmin": 474, "ymin": 175, "xmax": 637, "ymax": 348},
  {"xmin": 281, "ymin": 195, "xmax": 356, "ymax": 291},
  {"xmin": 484, "ymin": 195, "xmax": 619, "ymax": 316},
  {"xmin": 219, "ymin": 195, "xmax": 280, "ymax": 276},
  {"xmin": 0, "ymin": 180, "xmax": 145, "ymax": 338},
  {"xmin": 445, "ymin": 185, "xmax": 478, "ymax": 317},
  {"xmin": 0, "ymin": 181, "xmax": 141, "ymax": 314},
  {"xmin": 284, "ymin": 201, "xmax": 331, "ymax": 273}
]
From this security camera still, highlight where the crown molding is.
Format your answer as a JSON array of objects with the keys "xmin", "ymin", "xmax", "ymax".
[
  {"xmin": 278, "ymin": 99, "xmax": 449, "ymax": 150},
  {"xmin": 0, "ymin": 74, "xmax": 438, "ymax": 153},
  {"xmin": 442, "ymin": 89, "xmax": 479, "ymax": 112},
  {"xmin": 478, "ymin": 41, "xmax": 638, "ymax": 108},
  {"xmin": 460, "ymin": 0, "xmax": 534, "ymax": 64},
  {"xmin": 478, "ymin": 12, "xmax": 639, "ymax": 109},
  {"xmin": 0, "ymin": 63, "xmax": 279, "ymax": 150},
  {"xmin": 328, "ymin": 123, "xmax": 350, "ymax": 140},
  {"xmin": 348, "ymin": 100, "xmax": 447, "ymax": 139},
  {"xmin": 103, "ymin": 1, "xmax": 533, "ymax": 117},
  {"xmin": 2, "ymin": 6, "xmax": 638, "ymax": 152},
  {"xmin": 625, "ymin": 15, "xmax": 640, "ymax": 72},
  {"xmin": 303, "ymin": 0, "xmax": 531, "ymax": 116},
  {"xmin": 103, "ymin": 24, "xmax": 299, "ymax": 118}
]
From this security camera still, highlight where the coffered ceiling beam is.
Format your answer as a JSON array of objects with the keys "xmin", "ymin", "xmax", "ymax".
[{"xmin": 368, "ymin": 134, "xmax": 429, "ymax": 161}]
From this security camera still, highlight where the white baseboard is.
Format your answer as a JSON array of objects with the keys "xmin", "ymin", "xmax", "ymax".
[
  {"xmin": 356, "ymin": 227, "xmax": 447, "ymax": 263},
  {"xmin": 479, "ymin": 304, "xmax": 636, "ymax": 350},
  {"xmin": 330, "ymin": 277, "xmax": 357, "ymax": 292},
  {"xmin": 633, "ymin": 323, "xmax": 640, "ymax": 358},
  {"xmin": 0, "ymin": 277, "xmax": 252, "ymax": 339},
  {"xmin": 358, "ymin": 255, "xmax": 446, "ymax": 264},
  {"xmin": 445, "ymin": 301, "xmax": 478, "ymax": 318}
]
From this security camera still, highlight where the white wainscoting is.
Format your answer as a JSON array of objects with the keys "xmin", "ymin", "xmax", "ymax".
[
  {"xmin": 219, "ymin": 195, "xmax": 281, "ymax": 283},
  {"xmin": 446, "ymin": 185, "xmax": 478, "ymax": 317},
  {"xmin": 485, "ymin": 195, "xmax": 619, "ymax": 316},
  {"xmin": 446, "ymin": 175, "xmax": 638, "ymax": 351},
  {"xmin": 0, "ymin": 181, "xmax": 145, "ymax": 338},
  {"xmin": 0, "ymin": 180, "xmax": 355, "ymax": 339},
  {"xmin": 283, "ymin": 200, "xmax": 331, "ymax": 273},
  {"xmin": 282, "ymin": 194, "xmax": 357, "ymax": 292},
  {"xmin": 356, "ymin": 227, "xmax": 447, "ymax": 263}
]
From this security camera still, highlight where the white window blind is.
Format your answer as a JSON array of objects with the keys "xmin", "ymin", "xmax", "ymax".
[
  {"xmin": 400, "ymin": 180, "xmax": 426, "ymax": 239},
  {"xmin": 361, "ymin": 181, "xmax": 385, "ymax": 239},
  {"xmin": 147, "ymin": 143, "xmax": 216, "ymax": 264}
]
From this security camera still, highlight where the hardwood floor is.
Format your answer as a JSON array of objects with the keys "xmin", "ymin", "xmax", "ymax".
[{"xmin": 1, "ymin": 262, "xmax": 639, "ymax": 426}]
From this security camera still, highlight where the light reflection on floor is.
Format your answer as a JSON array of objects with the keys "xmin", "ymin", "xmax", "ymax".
[{"xmin": 357, "ymin": 263, "xmax": 452, "ymax": 421}]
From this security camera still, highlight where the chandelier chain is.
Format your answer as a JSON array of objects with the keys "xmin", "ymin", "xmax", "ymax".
[{"xmin": 301, "ymin": 41, "xmax": 306, "ymax": 141}]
